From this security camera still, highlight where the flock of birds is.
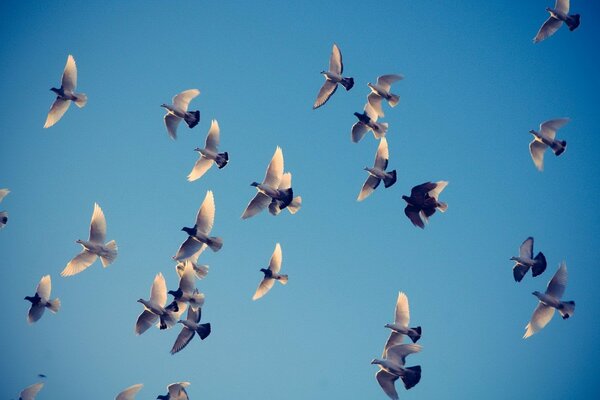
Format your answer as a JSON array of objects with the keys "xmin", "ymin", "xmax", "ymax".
[{"xmin": 8, "ymin": 1, "xmax": 582, "ymax": 399}]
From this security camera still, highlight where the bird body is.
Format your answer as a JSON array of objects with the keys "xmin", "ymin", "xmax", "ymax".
[
  {"xmin": 402, "ymin": 181, "xmax": 448, "ymax": 228},
  {"xmin": 528, "ymin": 118, "xmax": 569, "ymax": 171},
  {"xmin": 533, "ymin": 1, "xmax": 580, "ymax": 43},
  {"xmin": 268, "ymin": 172, "xmax": 301, "ymax": 215},
  {"xmin": 511, "ymin": 237, "xmax": 547, "ymax": 282},
  {"xmin": 44, "ymin": 55, "xmax": 87, "ymax": 128},
  {"xmin": 313, "ymin": 43, "xmax": 354, "ymax": 109},
  {"xmin": 169, "ymin": 261, "xmax": 205, "ymax": 310},
  {"xmin": 25, "ymin": 275, "xmax": 60, "ymax": 323},
  {"xmin": 162, "ymin": 89, "xmax": 200, "ymax": 139},
  {"xmin": 367, "ymin": 74, "xmax": 403, "ymax": 117}
]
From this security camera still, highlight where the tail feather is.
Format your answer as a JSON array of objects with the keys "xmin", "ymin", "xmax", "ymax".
[
  {"xmin": 197, "ymin": 323, "xmax": 211, "ymax": 340},
  {"xmin": 216, "ymin": 152, "xmax": 229, "ymax": 169},
  {"xmin": 436, "ymin": 201, "xmax": 448, "ymax": 213},
  {"xmin": 100, "ymin": 240, "xmax": 118, "ymax": 267},
  {"xmin": 373, "ymin": 122, "xmax": 388, "ymax": 139},
  {"xmin": 559, "ymin": 301, "xmax": 575, "ymax": 319},
  {"xmin": 552, "ymin": 140, "xmax": 567, "ymax": 156},
  {"xmin": 278, "ymin": 274, "xmax": 289, "ymax": 285},
  {"xmin": 340, "ymin": 77, "xmax": 354, "ymax": 91},
  {"xmin": 401, "ymin": 365, "xmax": 422, "ymax": 390},
  {"xmin": 287, "ymin": 196, "xmax": 302, "ymax": 214},
  {"xmin": 566, "ymin": 14, "xmax": 580, "ymax": 31},
  {"xmin": 407, "ymin": 326, "xmax": 422, "ymax": 343},
  {"xmin": 532, "ymin": 252, "xmax": 547, "ymax": 277},
  {"xmin": 46, "ymin": 298, "xmax": 61, "ymax": 313},
  {"xmin": 74, "ymin": 93, "xmax": 87, "ymax": 108},
  {"xmin": 383, "ymin": 170, "xmax": 397, "ymax": 188},
  {"xmin": 388, "ymin": 93, "xmax": 400, "ymax": 107},
  {"xmin": 512, "ymin": 263, "xmax": 529, "ymax": 282},
  {"xmin": 184, "ymin": 110, "xmax": 200, "ymax": 128},
  {"xmin": 207, "ymin": 236, "xmax": 223, "ymax": 252}
]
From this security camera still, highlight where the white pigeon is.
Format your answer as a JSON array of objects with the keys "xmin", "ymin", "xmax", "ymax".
[
  {"xmin": 162, "ymin": 89, "xmax": 201, "ymax": 140},
  {"xmin": 524, "ymin": 262, "xmax": 575, "ymax": 338},
  {"xmin": 135, "ymin": 273, "xmax": 186, "ymax": 334},
  {"xmin": 44, "ymin": 55, "xmax": 87, "ymax": 128},
  {"xmin": 18, "ymin": 382, "xmax": 44, "ymax": 400},
  {"xmin": 367, "ymin": 74, "xmax": 404, "ymax": 117},
  {"xmin": 313, "ymin": 43, "xmax": 354, "ymax": 109},
  {"xmin": 533, "ymin": 0, "xmax": 580, "ymax": 43},
  {"xmin": 176, "ymin": 256, "xmax": 209, "ymax": 280},
  {"xmin": 268, "ymin": 172, "xmax": 302, "ymax": 216},
  {"xmin": 0, "ymin": 188, "xmax": 9, "ymax": 229},
  {"xmin": 510, "ymin": 237, "xmax": 547, "ymax": 282},
  {"xmin": 187, "ymin": 119, "xmax": 229, "ymax": 181},
  {"xmin": 351, "ymin": 102, "xmax": 388, "ymax": 143},
  {"xmin": 371, "ymin": 344, "xmax": 422, "ymax": 400},
  {"xmin": 168, "ymin": 261, "xmax": 205, "ymax": 311},
  {"xmin": 242, "ymin": 147, "xmax": 294, "ymax": 219},
  {"xmin": 24, "ymin": 275, "xmax": 60, "ymax": 324},
  {"xmin": 61, "ymin": 203, "xmax": 118, "ymax": 277},
  {"xmin": 157, "ymin": 382, "xmax": 191, "ymax": 400},
  {"xmin": 115, "ymin": 383, "xmax": 143, "ymax": 400},
  {"xmin": 252, "ymin": 243, "xmax": 288, "ymax": 300},
  {"xmin": 170, "ymin": 306, "xmax": 211, "ymax": 355},
  {"xmin": 528, "ymin": 118, "xmax": 569, "ymax": 171},
  {"xmin": 357, "ymin": 138, "xmax": 397, "ymax": 201},
  {"xmin": 383, "ymin": 292, "xmax": 422, "ymax": 354}
]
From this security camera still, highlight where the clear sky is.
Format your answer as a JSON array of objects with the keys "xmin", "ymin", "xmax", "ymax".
[{"xmin": 1, "ymin": 0, "xmax": 599, "ymax": 399}]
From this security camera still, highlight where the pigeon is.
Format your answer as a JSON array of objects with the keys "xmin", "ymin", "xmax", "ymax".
[
  {"xmin": 252, "ymin": 243, "xmax": 288, "ymax": 300},
  {"xmin": 24, "ymin": 275, "xmax": 60, "ymax": 324},
  {"xmin": 61, "ymin": 203, "xmax": 118, "ymax": 277},
  {"xmin": 367, "ymin": 74, "xmax": 404, "ymax": 117},
  {"xmin": 162, "ymin": 89, "xmax": 201, "ymax": 140},
  {"xmin": 268, "ymin": 172, "xmax": 302, "ymax": 216},
  {"xmin": 402, "ymin": 181, "xmax": 448, "ymax": 228},
  {"xmin": 524, "ymin": 262, "xmax": 575, "ymax": 338},
  {"xmin": 357, "ymin": 138, "xmax": 397, "ymax": 201},
  {"xmin": 157, "ymin": 382, "xmax": 191, "ymax": 400},
  {"xmin": 511, "ymin": 237, "xmax": 547, "ymax": 282},
  {"xmin": 175, "ymin": 245, "xmax": 209, "ymax": 280},
  {"xmin": 533, "ymin": 0, "xmax": 580, "ymax": 43},
  {"xmin": 371, "ymin": 344, "xmax": 422, "ymax": 400},
  {"xmin": 187, "ymin": 119, "xmax": 229, "ymax": 181},
  {"xmin": 383, "ymin": 292, "xmax": 422, "ymax": 353},
  {"xmin": 44, "ymin": 55, "xmax": 87, "ymax": 128},
  {"xmin": 170, "ymin": 306, "xmax": 211, "ymax": 355},
  {"xmin": 0, "ymin": 188, "xmax": 9, "ymax": 229},
  {"xmin": 135, "ymin": 273, "xmax": 185, "ymax": 334},
  {"xmin": 351, "ymin": 102, "xmax": 388, "ymax": 143},
  {"xmin": 174, "ymin": 190, "xmax": 223, "ymax": 261},
  {"xmin": 18, "ymin": 382, "xmax": 44, "ymax": 400},
  {"xmin": 242, "ymin": 147, "xmax": 294, "ymax": 219},
  {"xmin": 528, "ymin": 118, "xmax": 569, "ymax": 171},
  {"xmin": 169, "ymin": 261, "xmax": 205, "ymax": 311},
  {"xmin": 313, "ymin": 43, "xmax": 354, "ymax": 109},
  {"xmin": 116, "ymin": 384, "xmax": 143, "ymax": 400}
]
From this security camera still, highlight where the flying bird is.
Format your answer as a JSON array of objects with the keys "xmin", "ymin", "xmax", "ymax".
[
  {"xmin": 187, "ymin": 119, "xmax": 229, "ymax": 181},
  {"xmin": 524, "ymin": 262, "xmax": 575, "ymax": 338},
  {"xmin": 0, "ymin": 188, "xmax": 9, "ymax": 229},
  {"xmin": 313, "ymin": 43, "xmax": 354, "ymax": 109},
  {"xmin": 357, "ymin": 137, "xmax": 397, "ymax": 201},
  {"xmin": 44, "ymin": 55, "xmax": 87, "ymax": 128},
  {"xmin": 18, "ymin": 382, "xmax": 44, "ymax": 400},
  {"xmin": 170, "ymin": 306, "xmax": 211, "ymax": 355},
  {"xmin": 402, "ymin": 181, "xmax": 448, "ymax": 228},
  {"xmin": 351, "ymin": 102, "xmax": 388, "ymax": 143},
  {"xmin": 268, "ymin": 172, "xmax": 302, "ymax": 216},
  {"xmin": 533, "ymin": 0, "xmax": 580, "ymax": 43},
  {"xmin": 61, "ymin": 203, "xmax": 118, "ymax": 277},
  {"xmin": 242, "ymin": 147, "xmax": 293, "ymax": 219},
  {"xmin": 24, "ymin": 275, "xmax": 60, "ymax": 324},
  {"xmin": 371, "ymin": 344, "xmax": 422, "ymax": 400},
  {"xmin": 157, "ymin": 382, "xmax": 191, "ymax": 400},
  {"xmin": 169, "ymin": 261, "xmax": 205, "ymax": 311},
  {"xmin": 135, "ymin": 273, "xmax": 185, "ymax": 334},
  {"xmin": 367, "ymin": 74, "xmax": 403, "ymax": 117},
  {"xmin": 252, "ymin": 243, "xmax": 288, "ymax": 300},
  {"xmin": 528, "ymin": 118, "xmax": 569, "ymax": 171},
  {"xmin": 511, "ymin": 237, "xmax": 547, "ymax": 282},
  {"xmin": 116, "ymin": 383, "xmax": 143, "ymax": 400},
  {"xmin": 175, "ymin": 190, "xmax": 223, "ymax": 261},
  {"xmin": 383, "ymin": 292, "xmax": 422, "ymax": 354},
  {"xmin": 162, "ymin": 89, "xmax": 201, "ymax": 140}
]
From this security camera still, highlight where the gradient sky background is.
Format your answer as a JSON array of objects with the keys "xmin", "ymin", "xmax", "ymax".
[{"xmin": 1, "ymin": 1, "xmax": 599, "ymax": 399}]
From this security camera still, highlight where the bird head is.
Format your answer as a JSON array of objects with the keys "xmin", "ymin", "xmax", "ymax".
[
  {"xmin": 383, "ymin": 323, "xmax": 393, "ymax": 329},
  {"xmin": 401, "ymin": 195, "xmax": 410, "ymax": 203},
  {"xmin": 370, "ymin": 359, "xmax": 382, "ymax": 365},
  {"xmin": 532, "ymin": 291, "xmax": 541, "ymax": 297},
  {"xmin": 193, "ymin": 147, "xmax": 201, "ymax": 152},
  {"xmin": 50, "ymin": 87, "xmax": 60, "ymax": 94},
  {"xmin": 250, "ymin": 182, "xmax": 260, "ymax": 187},
  {"xmin": 181, "ymin": 227, "xmax": 195, "ymax": 235},
  {"xmin": 160, "ymin": 103, "xmax": 168, "ymax": 109},
  {"xmin": 320, "ymin": 70, "xmax": 326, "ymax": 75},
  {"xmin": 24, "ymin": 296, "xmax": 34, "ymax": 303},
  {"xmin": 75, "ymin": 239, "xmax": 83, "ymax": 244},
  {"xmin": 136, "ymin": 299, "xmax": 145, "ymax": 304},
  {"xmin": 509, "ymin": 257, "xmax": 517, "ymax": 261}
]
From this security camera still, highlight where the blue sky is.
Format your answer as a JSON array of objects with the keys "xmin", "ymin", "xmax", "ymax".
[{"xmin": 1, "ymin": 0, "xmax": 599, "ymax": 398}]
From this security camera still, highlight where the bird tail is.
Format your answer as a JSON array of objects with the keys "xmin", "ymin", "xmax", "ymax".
[
  {"xmin": 46, "ymin": 298, "xmax": 61, "ymax": 313},
  {"xmin": 373, "ymin": 122, "xmax": 388, "ymax": 139},
  {"xmin": 206, "ymin": 236, "xmax": 223, "ymax": 252},
  {"xmin": 566, "ymin": 14, "xmax": 580, "ymax": 31},
  {"xmin": 0, "ymin": 211, "xmax": 7, "ymax": 227},
  {"xmin": 436, "ymin": 201, "xmax": 448, "ymax": 213},
  {"xmin": 190, "ymin": 290, "xmax": 206, "ymax": 309},
  {"xmin": 531, "ymin": 252, "xmax": 547, "ymax": 277},
  {"xmin": 558, "ymin": 301, "xmax": 575, "ymax": 319},
  {"xmin": 74, "ymin": 93, "xmax": 88, "ymax": 108},
  {"xmin": 160, "ymin": 301, "xmax": 180, "ymax": 330},
  {"xmin": 216, "ymin": 152, "xmax": 229, "ymax": 169},
  {"xmin": 287, "ymin": 196, "xmax": 302, "ymax": 214},
  {"xmin": 401, "ymin": 365, "xmax": 422, "ymax": 390},
  {"xmin": 512, "ymin": 263, "xmax": 529, "ymax": 282},
  {"xmin": 197, "ymin": 323, "xmax": 212, "ymax": 340},
  {"xmin": 279, "ymin": 188, "xmax": 294, "ymax": 209},
  {"xmin": 193, "ymin": 264, "xmax": 210, "ymax": 279},
  {"xmin": 278, "ymin": 274, "xmax": 289, "ymax": 285},
  {"xmin": 100, "ymin": 240, "xmax": 118, "ymax": 267},
  {"xmin": 551, "ymin": 140, "xmax": 567, "ymax": 156},
  {"xmin": 340, "ymin": 77, "xmax": 354, "ymax": 91},
  {"xmin": 184, "ymin": 110, "xmax": 200, "ymax": 128},
  {"xmin": 407, "ymin": 326, "xmax": 422, "ymax": 343},
  {"xmin": 383, "ymin": 170, "xmax": 397, "ymax": 188},
  {"xmin": 388, "ymin": 93, "xmax": 400, "ymax": 107}
]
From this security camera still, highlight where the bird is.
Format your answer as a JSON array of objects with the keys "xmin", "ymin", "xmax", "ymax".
[
  {"xmin": 510, "ymin": 237, "xmax": 547, "ymax": 282},
  {"xmin": 61, "ymin": 203, "xmax": 118, "ymax": 277},
  {"xmin": 157, "ymin": 382, "xmax": 191, "ymax": 400},
  {"xmin": 24, "ymin": 275, "xmax": 60, "ymax": 324},
  {"xmin": 313, "ymin": 43, "xmax": 354, "ymax": 109},
  {"xmin": 174, "ymin": 190, "xmax": 223, "ymax": 261},
  {"xmin": 242, "ymin": 147, "xmax": 294, "ymax": 219},
  {"xmin": 524, "ymin": 262, "xmax": 575, "ymax": 338},
  {"xmin": 116, "ymin": 383, "xmax": 143, "ymax": 400},
  {"xmin": 351, "ymin": 102, "xmax": 388, "ymax": 143},
  {"xmin": 383, "ymin": 292, "xmax": 422, "ymax": 353},
  {"xmin": 44, "ymin": 55, "xmax": 87, "ymax": 128},
  {"xmin": 162, "ymin": 89, "xmax": 201, "ymax": 140},
  {"xmin": 187, "ymin": 119, "xmax": 229, "ymax": 181},
  {"xmin": 357, "ymin": 137, "xmax": 397, "ymax": 201},
  {"xmin": 367, "ymin": 74, "xmax": 404, "ymax": 117},
  {"xmin": 533, "ymin": 0, "xmax": 580, "ymax": 43},
  {"xmin": 528, "ymin": 118, "xmax": 569, "ymax": 171},
  {"xmin": 252, "ymin": 243, "xmax": 288, "ymax": 300},
  {"xmin": 135, "ymin": 273, "xmax": 185, "ymax": 334},
  {"xmin": 170, "ymin": 306, "xmax": 211, "ymax": 355},
  {"xmin": 402, "ymin": 181, "xmax": 448, "ymax": 228},
  {"xmin": 268, "ymin": 172, "xmax": 302, "ymax": 216},
  {"xmin": 0, "ymin": 188, "xmax": 9, "ymax": 229},
  {"xmin": 169, "ymin": 261, "xmax": 205, "ymax": 311},
  {"xmin": 176, "ymin": 257, "xmax": 209, "ymax": 280},
  {"xmin": 18, "ymin": 382, "xmax": 44, "ymax": 400},
  {"xmin": 371, "ymin": 344, "xmax": 422, "ymax": 400}
]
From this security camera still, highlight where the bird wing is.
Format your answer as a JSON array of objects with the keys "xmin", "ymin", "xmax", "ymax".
[
  {"xmin": 263, "ymin": 147, "xmax": 284, "ymax": 187},
  {"xmin": 0, "ymin": 188, "xmax": 9, "ymax": 202},
  {"xmin": 19, "ymin": 382, "xmax": 44, "ymax": 400},
  {"xmin": 135, "ymin": 310, "xmax": 158, "ymax": 335},
  {"xmin": 375, "ymin": 370, "xmax": 399, "ymax": 400},
  {"xmin": 279, "ymin": 172, "xmax": 292, "ymax": 190},
  {"xmin": 89, "ymin": 202, "xmax": 107, "ymax": 243},
  {"xmin": 172, "ymin": 89, "xmax": 200, "ymax": 111},
  {"xmin": 411, "ymin": 182, "xmax": 436, "ymax": 198},
  {"xmin": 164, "ymin": 114, "xmax": 182, "ymax": 140},
  {"xmin": 168, "ymin": 382, "xmax": 191, "ymax": 398},
  {"xmin": 205, "ymin": 119, "xmax": 220, "ymax": 151},
  {"xmin": 252, "ymin": 278, "xmax": 275, "ymax": 300},
  {"xmin": 179, "ymin": 261, "xmax": 196, "ymax": 294},
  {"xmin": 170, "ymin": 326, "xmax": 196, "ymax": 354},
  {"xmin": 269, "ymin": 243, "xmax": 283, "ymax": 273},
  {"xmin": 28, "ymin": 304, "xmax": 46, "ymax": 323},
  {"xmin": 376, "ymin": 74, "xmax": 404, "ymax": 92},
  {"xmin": 374, "ymin": 138, "xmax": 389, "ymax": 170},
  {"xmin": 555, "ymin": 0, "xmax": 570, "ymax": 14},
  {"xmin": 61, "ymin": 55, "xmax": 77, "ymax": 91},
  {"xmin": 313, "ymin": 80, "xmax": 338, "ymax": 109},
  {"xmin": 404, "ymin": 205, "xmax": 425, "ymax": 228},
  {"xmin": 523, "ymin": 302, "xmax": 555, "ymax": 338},
  {"xmin": 115, "ymin": 383, "xmax": 143, "ymax": 400},
  {"xmin": 187, "ymin": 156, "xmax": 214, "ymax": 181},
  {"xmin": 175, "ymin": 236, "xmax": 206, "ymax": 261},
  {"xmin": 529, "ymin": 140, "xmax": 547, "ymax": 171},
  {"xmin": 539, "ymin": 118, "xmax": 569, "ymax": 141},
  {"xmin": 195, "ymin": 190, "xmax": 215, "ymax": 235},
  {"xmin": 519, "ymin": 237, "xmax": 534, "ymax": 259},
  {"xmin": 36, "ymin": 275, "xmax": 52, "ymax": 300},
  {"xmin": 150, "ymin": 273, "xmax": 167, "ymax": 306},
  {"xmin": 546, "ymin": 262, "xmax": 568, "ymax": 299},
  {"xmin": 394, "ymin": 292, "xmax": 411, "ymax": 328},
  {"xmin": 61, "ymin": 250, "xmax": 98, "ymax": 276},
  {"xmin": 329, "ymin": 43, "xmax": 343, "ymax": 74},
  {"xmin": 44, "ymin": 97, "xmax": 71, "ymax": 128},
  {"xmin": 428, "ymin": 181, "xmax": 448, "ymax": 201},
  {"xmin": 386, "ymin": 343, "xmax": 422, "ymax": 367},
  {"xmin": 533, "ymin": 17, "xmax": 563, "ymax": 43},
  {"xmin": 242, "ymin": 192, "xmax": 271, "ymax": 219},
  {"xmin": 367, "ymin": 92, "xmax": 384, "ymax": 117},
  {"xmin": 357, "ymin": 175, "xmax": 381, "ymax": 202},
  {"xmin": 351, "ymin": 121, "xmax": 369, "ymax": 143},
  {"xmin": 187, "ymin": 305, "xmax": 201, "ymax": 323}
]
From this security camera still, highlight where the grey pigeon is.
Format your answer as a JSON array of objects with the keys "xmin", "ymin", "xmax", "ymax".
[
  {"xmin": 313, "ymin": 43, "xmax": 354, "ymax": 109},
  {"xmin": 170, "ymin": 306, "xmax": 211, "ymax": 355},
  {"xmin": 402, "ymin": 181, "xmax": 448, "ymax": 228},
  {"xmin": 162, "ymin": 89, "xmax": 200, "ymax": 140},
  {"xmin": 528, "ymin": 118, "xmax": 569, "ymax": 171},
  {"xmin": 371, "ymin": 344, "xmax": 422, "ymax": 400},
  {"xmin": 24, "ymin": 275, "xmax": 60, "ymax": 323},
  {"xmin": 357, "ymin": 138, "xmax": 397, "ymax": 201},
  {"xmin": 533, "ymin": 0, "xmax": 580, "ymax": 43},
  {"xmin": 511, "ymin": 237, "xmax": 547, "ymax": 282}
]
